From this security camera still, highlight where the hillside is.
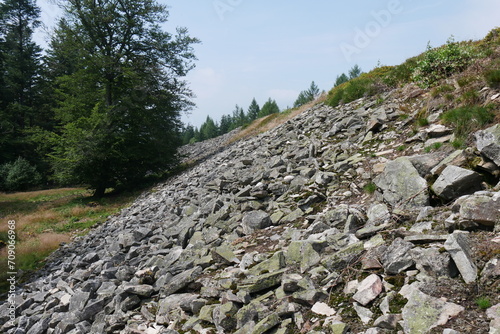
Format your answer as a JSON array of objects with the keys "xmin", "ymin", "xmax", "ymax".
[{"xmin": 1, "ymin": 35, "xmax": 500, "ymax": 333}]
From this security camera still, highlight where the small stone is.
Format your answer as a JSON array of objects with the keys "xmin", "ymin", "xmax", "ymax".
[
  {"xmin": 353, "ymin": 302, "xmax": 373, "ymax": 324},
  {"xmin": 311, "ymin": 302, "xmax": 336, "ymax": 316},
  {"xmin": 352, "ymin": 274, "xmax": 383, "ymax": 306}
]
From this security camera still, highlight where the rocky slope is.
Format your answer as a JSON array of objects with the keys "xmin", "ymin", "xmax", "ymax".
[{"xmin": 1, "ymin": 84, "xmax": 500, "ymax": 334}]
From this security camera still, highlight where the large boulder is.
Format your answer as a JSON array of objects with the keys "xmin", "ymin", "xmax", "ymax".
[
  {"xmin": 455, "ymin": 192, "xmax": 500, "ymax": 228},
  {"xmin": 431, "ymin": 165, "xmax": 483, "ymax": 202},
  {"xmin": 374, "ymin": 157, "xmax": 429, "ymax": 209},
  {"xmin": 475, "ymin": 124, "xmax": 500, "ymax": 166},
  {"xmin": 401, "ymin": 286, "xmax": 464, "ymax": 334},
  {"xmin": 242, "ymin": 210, "xmax": 272, "ymax": 235}
]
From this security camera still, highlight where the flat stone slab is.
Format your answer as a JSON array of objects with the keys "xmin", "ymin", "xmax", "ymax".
[{"xmin": 404, "ymin": 234, "xmax": 448, "ymax": 244}]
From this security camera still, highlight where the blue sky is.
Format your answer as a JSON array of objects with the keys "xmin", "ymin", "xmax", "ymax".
[{"xmin": 36, "ymin": 0, "xmax": 500, "ymax": 127}]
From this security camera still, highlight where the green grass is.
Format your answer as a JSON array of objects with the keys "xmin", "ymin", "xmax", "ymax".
[
  {"xmin": 485, "ymin": 69, "xmax": 500, "ymax": 88},
  {"xmin": 476, "ymin": 296, "xmax": 492, "ymax": 310},
  {"xmin": 440, "ymin": 105, "xmax": 496, "ymax": 140},
  {"xmin": 363, "ymin": 182, "xmax": 377, "ymax": 194},
  {"xmin": 417, "ymin": 118, "xmax": 429, "ymax": 127},
  {"xmin": 424, "ymin": 142, "xmax": 443, "ymax": 153}
]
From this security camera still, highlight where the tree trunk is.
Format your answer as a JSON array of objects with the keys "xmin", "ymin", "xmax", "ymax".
[{"xmin": 93, "ymin": 186, "xmax": 106, "ymax": 198}]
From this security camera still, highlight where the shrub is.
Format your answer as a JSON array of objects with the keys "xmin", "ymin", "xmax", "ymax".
[
  {"xmin": 0, "ymin": 157, "xmax": 42, "ymax": 191},
  {"xmin": 413, "ymin": 37, "xmax": 475, "ymax": 88},
  {"xmin": 485, "ymin": 69, "xmax": 500, "ymax": 89},
  {"xmin": 440, "ymin": 105, "xmax": 495, "ymax": 140},
  {"xmin": 383, "ymin": 57, "xmax": 419, "ymax": 87},
  {"xmin": 327, "ymin": 75, "xmax": 378, "ymax": 107}
]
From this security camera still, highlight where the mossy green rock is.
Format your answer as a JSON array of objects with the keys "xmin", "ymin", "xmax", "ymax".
[
  {"xmin": 248, "ymin": 251, "xmax": 286, "ymax": 276},
  {"xmin": 251, "ymin": 313, "xmax": 281, "ymax": 334},
  {"xmin": 239, "ymin": 269, "xmax": 287, "ymax": 293},
  {"xmin": 402, "ymin": 288, "xmax": 464, "ymax": 334}
]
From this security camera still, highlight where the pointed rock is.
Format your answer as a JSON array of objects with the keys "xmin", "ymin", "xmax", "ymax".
[{"xmin": 444, "ymin": 231, "xmax": 477, "ymax": 284}]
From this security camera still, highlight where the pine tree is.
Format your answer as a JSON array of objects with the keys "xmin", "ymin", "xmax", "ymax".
[
  {"xmin": 258, "ymin": 98, "xmax": 280, "ymax": 117},
  {"xmin": 334, "ymin": 73, "xmax": 349, "ymax": 87},
  {"xmin": 247, "ymin": 98, "xmax": 260, "ymax": 121},
  {"xmin": 0, "ymin": 0, "xmax": 43, "ymax": 165}
]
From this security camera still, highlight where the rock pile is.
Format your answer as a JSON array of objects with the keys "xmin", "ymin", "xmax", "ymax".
[{"xmin": 1, "ymin": 86, "xmax": 499, "ymax": 334}]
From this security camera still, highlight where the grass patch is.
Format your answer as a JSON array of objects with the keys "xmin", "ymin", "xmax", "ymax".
[
  {"xmin": 424, "ymin": 142, "xmax": 443, "ymax": 153},
  {"xmin": 363, "ymin": 182, "xmax": 377, "ymax": 194},
  {"xmin": 485, "ymin": 69, "xmax": 500, "ymax": 89},
  {"xmin": 431, "ymin": 84, "xmax": 454, "ymax": 97},
  {"xmin": 0, "ymin": 187, "xmax": 139, "ymax": 295},
  {"xmin": 440, "ymin": 105, "xmax": 496, "ymax": 140},
  {"xmin": 475, "ymin": 296, "xmax": 492, "ymax": 310}
]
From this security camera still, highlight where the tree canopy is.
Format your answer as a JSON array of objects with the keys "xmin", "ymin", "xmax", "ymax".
[{"xmin": 46, "ymin": 0, "xmax": 199, "ymax": 196}]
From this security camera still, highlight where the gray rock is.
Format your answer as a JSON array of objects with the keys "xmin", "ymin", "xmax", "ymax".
[
  {"xmin": 123, "ymin": 284, "xmax": 155, "ymax": 297},
  {"xmin": 487, "ymin": 303, "xmax": 500, "ymax": 334},
  {"xmin": 381, "ymin": 238, "xmax": 415, "ymax": 275},
  {"xmin": 408, "ymin": 152, "xmax": 448, "ymax": 177},
  {"xmin": 373, "ymin": 314, "xmax": 402, "ymax": 330},
  {"xmin": 213, "ymin": 302, "xmax": 239, "ymax": 332},
  {"xmin": 242, "ymin": 210, "xmax": 272, "ymax": 235},
  {"xmin": 239, "ymin": 269, "xmax": 287, "ymax": 293},
  {"xmin": 353, "ymin": 303, "xmax": 373, "ymax": 324},
  {"xmin": 162, "ymin": 266, "xmax": 203, "ymax": 296},
  {"xmin": 367, "ymin": 203, "xmax": 390, "ymax": 225},
  {"xmin": 476, "ymin": 124, "xmax": 500, "ymax": 166},
  {"xmin": 374, "ymin": 157, "xmax": 429, "ymax": 208},
  {"xmin": 457, "ymin": 193, "xmax": 500, "ymax": 227},
  {"xmin": 432, "ymin": 166, "xmax": 483, "ymax": 202},
  {"xmin": 411, "ymin": 247, "xmax": 457, "ymax": 278},
  {"xmin": 444, "ymin": 232, "xmax": 477, "ymax": 283},
  {"xmin": 68, "ymin": 291, "xmax": 90, "ymax": 313}
]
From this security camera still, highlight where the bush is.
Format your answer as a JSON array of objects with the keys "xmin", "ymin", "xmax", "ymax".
[
  {"xmin": 0, "ymin": 157, "xmax": 42, "ymax": 191},
  {"xmin": 440, "ymin": 105, "xmax": 495, "ymax": 140},
  {"xmin": 327, "ymin": 75, "xmax": 377, "ymax": 107},
  {"xmin": 413, "ymin": 37, "xmax": 474, "ymax": 88},
  {"xmin": 383, "ymin": 58, "xmax": 419, "ymax": 87},
  {"xmin": 485, "ymin": 69, "xmax": 500, "ymax": 89}
]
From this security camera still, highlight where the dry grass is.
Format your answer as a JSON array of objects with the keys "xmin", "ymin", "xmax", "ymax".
[
  {"xmin": 226, "ymin": 93, "xmax": 327, "ymax": 144},
  {"xmin": 0, "ymin": 187, "xmax": 139, "ymax": 294}
]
